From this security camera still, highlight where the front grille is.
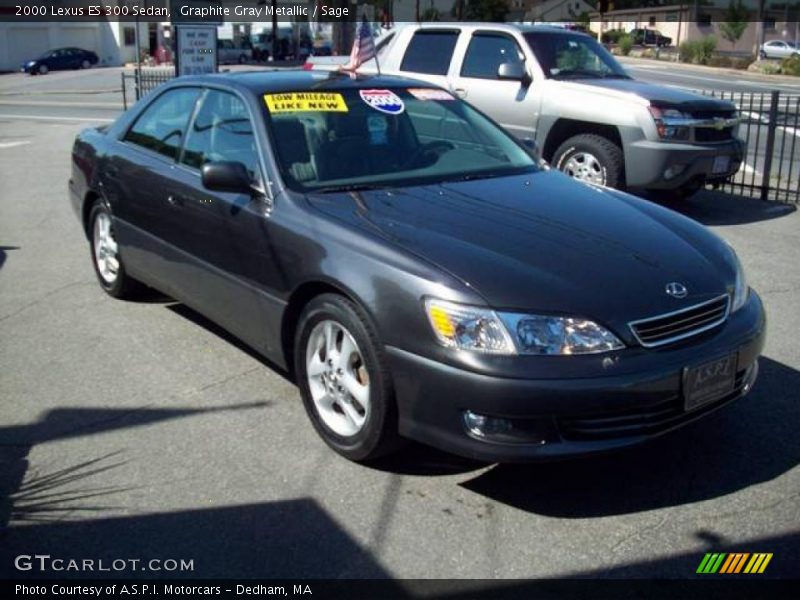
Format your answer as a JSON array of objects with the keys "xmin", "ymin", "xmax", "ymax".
[
  {"xmin": 629, "ymin": 295, "xmax": 730, "ymax": 348},
  {"xmin": 558, "ymin": 370, "xmax": 747, "ymax": 441},
  {"xmin": 695, "ymin": 127, "xmax": 734, "ymax": 142}
]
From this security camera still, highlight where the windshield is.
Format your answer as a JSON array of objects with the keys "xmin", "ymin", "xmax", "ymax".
[
  {"xmin": 263, "ymin": 86, "xmax": 538, "ymax": 193},
  {"xmin": 524, "ymin": 32, "xmax": 630, "ymax": 80}
]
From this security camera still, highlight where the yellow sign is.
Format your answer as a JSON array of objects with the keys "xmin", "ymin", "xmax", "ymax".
[{"xmin": 264, "ymin": 92, "xmax": 348, "ymax": 113}]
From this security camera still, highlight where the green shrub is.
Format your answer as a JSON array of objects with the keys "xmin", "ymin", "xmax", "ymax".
[
  {"xmin": 641, "ymin": 48, "xmax": 656, "ymax": 59},
  {"xmin": 601, "ymin": 29, "xmax": 625, "ymax": 44},
  {"xmin": 698, "ymin": 36, "xmax": 717, "ymax": 64},
  {"xmin": 781, "ymin": 55, "xmax": 800, "ymax": 76},
  {"xmin": 619, "ymin": 35, "xmax": 634, "ymax": 56},
  {"xmin": 680, "ymin": 37, "xmax": 717, "ymax": 65},
  {"xmin": 679, "ymin": 40, "xmax": 698, "ymax": 63},
  {"xmin": 733, "ymin": 57, "xmax": 754, "ymax": 70}
]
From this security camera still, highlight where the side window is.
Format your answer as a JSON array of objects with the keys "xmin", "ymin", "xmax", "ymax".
[
  {"xmin": 181, "ymin": 90, "xmax": 258, "ymax": 177},
  {"xmin": 400, "ymin": 31, "xmax": 459, "ymax": 75},
  {"xmin": 124, "ymin": 88, "xmax": 200, "ymax": 160},
  {"xmin": 461, "ymin": 34, "xmax": 524, "ymax": 79}
]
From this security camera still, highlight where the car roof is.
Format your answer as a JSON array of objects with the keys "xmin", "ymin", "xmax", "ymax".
[{"xmin": 173, "ymin": 69, "xmax": 441, "ymax": 94}]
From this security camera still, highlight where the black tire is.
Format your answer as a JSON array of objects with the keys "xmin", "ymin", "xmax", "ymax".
[
  {"xmin": 38, "ymin": 64, "xmax": 48, "ymax": 75},
  {"xmin": 238, "ymin": 54, "xmax": 247, "ymax": 64},
  {"xmin": 553, "ymin": 133, "xmax": 624, "ymax": 189},
  {"xmin": 88, "ymin": 200, "xmax": 144, "ymax": 299},
  {"xmin": 294, "ymin": 294, "xmax": 400, "ymax": 462},
  {"xmin": 81, "ymin": 59, "xmax": 91, "ymax": 69}
]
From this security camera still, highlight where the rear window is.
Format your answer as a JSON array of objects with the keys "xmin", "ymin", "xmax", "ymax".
[{"xmin": 400, "ymin": 31, "xmax": 459, "ymax": 75}]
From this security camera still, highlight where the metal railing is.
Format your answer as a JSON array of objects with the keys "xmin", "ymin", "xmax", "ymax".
[
  {"xmin": 701, "ymin": 90, "xmax": 800, "ymax": 204},
  {"xmin": 121, "ymin": 68, "xmax": 176, "ymax": 110}
]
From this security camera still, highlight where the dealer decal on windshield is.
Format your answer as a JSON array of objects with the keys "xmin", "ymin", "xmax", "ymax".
[
  {"xmin": 359, "ymin": 89, "xmax": 405, "ymax": 115},
  {"xmin": 264, "ymin": 92, "xmax": 348, "ymax": 113},
  {"xmin": 408, "ymin": 88, "xmax": 454, "ymax": 101}
]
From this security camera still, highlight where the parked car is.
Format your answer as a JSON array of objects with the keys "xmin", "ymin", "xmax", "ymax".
[
  {"xmin": 217, "ymin": 39, "xmax": 252, "ymax": 65},
  {"xmin": 306, "ymin": 24, "xmax": 743, "ymax": 199},
  {"xmin": 21, "ymin": 47, "xmax": 98, "ymax": 75},
  {"xmin": 69, "ymin": 71, "xmax": 765, "ymax": 463},
  {"xmin": 759, "ymin": 40, "xmax": 799, "ymax": 59},
  {"xmin": 629, "ymin": 28, "xmax": 673, "ymax": 47}
]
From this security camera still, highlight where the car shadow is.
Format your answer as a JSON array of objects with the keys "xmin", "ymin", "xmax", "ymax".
[
  {"xmin": 460, "ymin": 356, "xmax": 800, "ymax": 518},
  {"xmin": 0, "ymin": 245, "xmax": 19, "ymax": 271},
  {"xmin": 646, "ymin": 189, "xmax": 796, "ymax": 226}
]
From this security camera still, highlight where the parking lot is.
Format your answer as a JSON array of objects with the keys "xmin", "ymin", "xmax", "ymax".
[{"xmin": 1, "ymin": 71, "xmax": 799, "ymax": 582}]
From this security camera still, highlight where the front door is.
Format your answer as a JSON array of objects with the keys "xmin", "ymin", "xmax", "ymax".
[{"xmin": 448, "ymin": 31, "xmax": 540, "ymax": 140}]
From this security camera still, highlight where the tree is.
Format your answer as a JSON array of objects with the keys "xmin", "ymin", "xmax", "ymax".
[
  {"xmin": 463, "ymin": 0, "xmax": 509, "ymax": 21},
  {"xmin": 719, "ymin": 0, "xmax": 750, "ymax": 50}
]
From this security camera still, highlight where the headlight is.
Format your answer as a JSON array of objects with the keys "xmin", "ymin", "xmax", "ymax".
[
  {"xmin": 499, "ymin": 313, "xmax": 624, "ymax": 355},
  {"xmin": 730, "ymin": 248, "xmax": 749, "ymax": 312},
  {"xmin": 424, "ymin": 299, "xmax": 624, "ymax": 356},
  {"xmin": 648, "ymin": 106, "xmax": 691, "ymax": 141},
  {"xmin": 424, "ymin": 298, "xmax": 516, "ymax": 354}
]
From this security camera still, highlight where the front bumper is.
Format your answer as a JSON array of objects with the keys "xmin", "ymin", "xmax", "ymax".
[
  {"xmin": 387, "ymin": 291, "xmax": 765, "ymax": 462},
  {"xmin": 625, "ymin": 138, "xmax": 745, "ymax": 190}
]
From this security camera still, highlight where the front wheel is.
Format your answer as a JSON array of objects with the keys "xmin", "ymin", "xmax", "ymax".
[
  {"xmin": 294, "ymin": 294, "xmax": 400, "ymax": 462},
  {"xmin": 553, "ymin": 134, "xmax": 624, "ymax": 189},
  {"xmin": 38, "ymin": 64, "xmax": 48, "ymax": 75}
]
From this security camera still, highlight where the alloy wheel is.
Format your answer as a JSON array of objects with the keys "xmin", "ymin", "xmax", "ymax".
[
  {"xmin": 562, "ymin": 152, "xmax": 606, "ymax": 185},
  {"xmin": 305, "ymin": 319, "xmax": 370, "ymax": 437},
  {"xmin": 93, "ymin": 212, "xmax": 119, "ymax": 284}
]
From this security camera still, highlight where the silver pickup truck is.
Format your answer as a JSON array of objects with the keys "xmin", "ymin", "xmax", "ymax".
[{"xmin": 310, "ymin": 23, "xmax": 744, "ymax": 198}]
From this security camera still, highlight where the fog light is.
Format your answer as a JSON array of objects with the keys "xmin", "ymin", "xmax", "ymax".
[
  {"xmin": 664, "ymin": 163, "xmax": 687, "ymax": 181},
  {"xmin": 464, "ymin": 410, "xmax": 512, "ymax": 438},
  {"xmin": 462, "ymin": 410, "xmax": 553, "ymax": 445}
]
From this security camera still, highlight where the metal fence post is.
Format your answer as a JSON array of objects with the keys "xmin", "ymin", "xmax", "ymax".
[
  {"xmin": 761, "ymin": 90, "xmax": 780, "ymax": 202},
  {"xmin": 121, "ymin": 72, "xmax": 128, "ymax": 111}
]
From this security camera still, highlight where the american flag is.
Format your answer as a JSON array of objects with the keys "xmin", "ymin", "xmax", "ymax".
[{"xmin": 343, "ymin": 16, "xmax": 377, "ymax": 72}]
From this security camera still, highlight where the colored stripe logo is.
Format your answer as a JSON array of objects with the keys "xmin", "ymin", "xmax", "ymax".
[{"xmin": 696, "ymin": 553, "xmax": 773, "ymax": 574}]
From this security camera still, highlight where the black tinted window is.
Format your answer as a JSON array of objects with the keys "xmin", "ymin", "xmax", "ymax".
[
  {"xmin": 182, "ymin": 90, "xmax": 258, "ymax": 176},
  {"xmin": 461, "ymin": 34, "xmax": 524, "ymax": 79},
  {"xmin": 401, "ymin": 31, "xmax": 458, "ymax": 75},
  {"xmin": 124, "ymin": 88, "xmax": 200, "ymax": 159}
]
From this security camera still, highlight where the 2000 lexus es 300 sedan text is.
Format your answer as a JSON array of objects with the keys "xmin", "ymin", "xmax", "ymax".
[{"xmin": 69, "ymin": 72, "xmax": 765, "ymax": 462}]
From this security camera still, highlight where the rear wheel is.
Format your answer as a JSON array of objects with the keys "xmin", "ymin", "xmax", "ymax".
[
  {"xmin": 89, "ymin": 201, "xmax": 144, "ymax": 299},
  {"xmin": 554, "ymin": 134, "xmax": 624, "ymax": 189},
  {"xmin": 81, "ymin": 59, "xmax": 91, "ymax": 69},
  {"xmin": 294, "ymin": 294, "xmax": 400, "ymax": 461}
]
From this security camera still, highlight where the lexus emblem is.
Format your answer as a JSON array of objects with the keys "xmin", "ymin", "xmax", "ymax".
[{"xmin": 665, "ymin": 282, "xmax": 688, "ymax": 298}]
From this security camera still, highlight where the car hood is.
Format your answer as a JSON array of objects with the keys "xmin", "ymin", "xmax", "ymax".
[
  {"xmin": 306, "ymin": 171, "xmax": 734, "ymax": 330},
  {"xmin": 564, "ymin": 78, "xmax": 735, "ymax": 111}
]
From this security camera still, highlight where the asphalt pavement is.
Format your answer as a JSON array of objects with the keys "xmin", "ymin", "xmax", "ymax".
[{"xmin": 0, "ymin": 68, "xmax": 799, "ymax": 582}]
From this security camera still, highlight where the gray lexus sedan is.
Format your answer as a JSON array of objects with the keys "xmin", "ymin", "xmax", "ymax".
[{"xmin": 69, "ymin": 71, "xmax": 765, "ymax": 463}]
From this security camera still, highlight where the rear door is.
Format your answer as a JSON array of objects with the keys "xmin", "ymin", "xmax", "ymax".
[
  {"xmin": 448, "ymin": 31, "xmax": 540, "ymax": 139},
  {"xmin": 395, "ymin": 29, "xmax": 460, "ymax": 89},
  {"xmin": 109, "ymin": 86, "xmax": 203, "ymax": 293}
]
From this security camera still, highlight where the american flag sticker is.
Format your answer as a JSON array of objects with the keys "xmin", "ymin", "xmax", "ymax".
[{"xmin": 359, "ymin": 90, "xmax": 405, "ymax": 115}]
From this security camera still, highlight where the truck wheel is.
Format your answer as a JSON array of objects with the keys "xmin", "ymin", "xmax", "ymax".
[{"xmin": 554, "ymin": 134, "xmax": 624, "ymax": 189}]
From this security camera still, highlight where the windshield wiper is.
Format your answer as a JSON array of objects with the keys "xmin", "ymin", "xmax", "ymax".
[
  {"xmin": 445, "ymin": 171, "xmax": 510, "ymax": 183},
  {"xmin": 552, "ymin": 70, "xmax": 604, "ymax": 79},
  {"xmin": 601, "ymin": 73, "xmax": 632, "ymax": 79},
  {"xmin": 313, "ymin": 183, "xmax": 391, "ymax": 194}
]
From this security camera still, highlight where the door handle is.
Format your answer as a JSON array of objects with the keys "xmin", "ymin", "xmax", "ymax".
[
  {"xmin": 452, "ymin": 88, "xmax": 467, "ymax": 98},
  {"xmin": 166, "ymin": 194, "xmax": 184, "ymax": 207}
]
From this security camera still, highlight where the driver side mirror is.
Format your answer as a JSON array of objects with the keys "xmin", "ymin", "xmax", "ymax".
[
  {"xmin": 497, "ymin": 62, "xmax": 532, "ymax": 86},
  {"xmin": 201, "ymin": 161, "xmax": 257, "ymax": 195}
]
